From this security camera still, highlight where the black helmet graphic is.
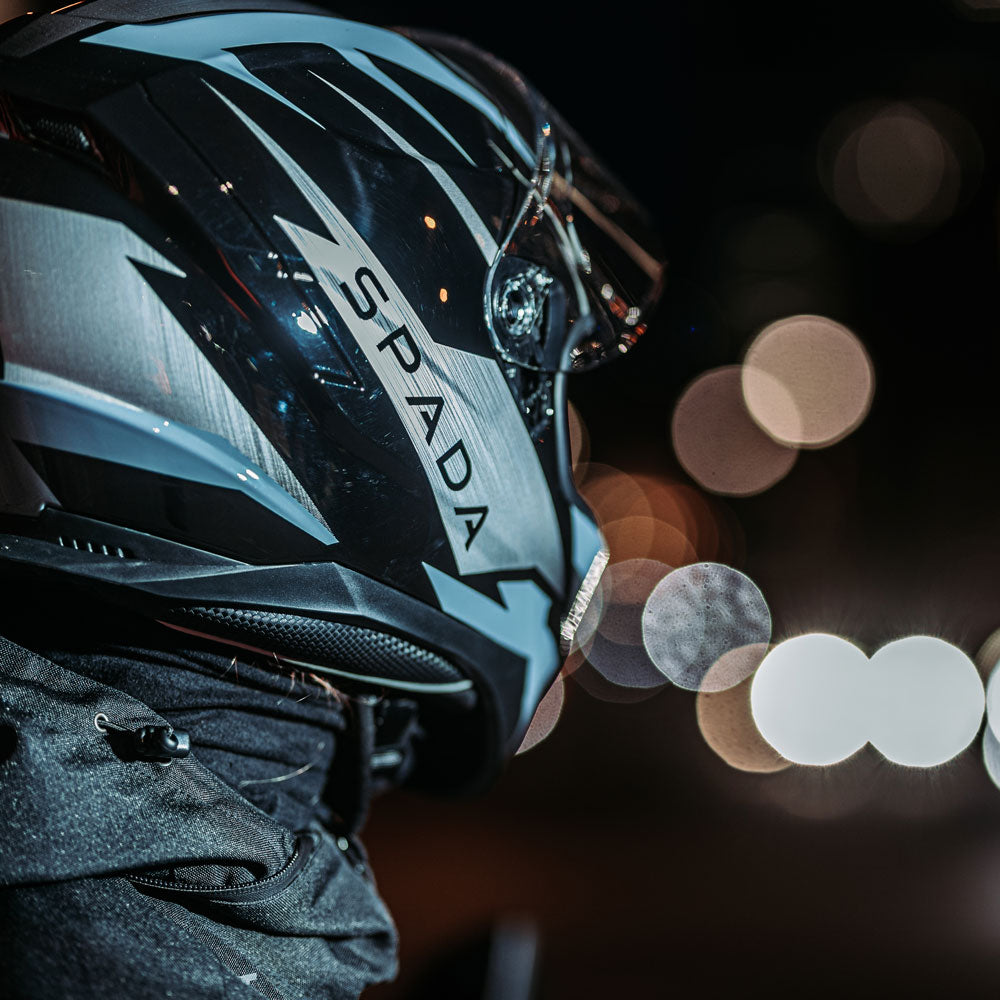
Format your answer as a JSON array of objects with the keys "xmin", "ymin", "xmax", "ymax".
[{"xmin": 0, "ymin": 0, "xmax": 665, "ymax": 790}]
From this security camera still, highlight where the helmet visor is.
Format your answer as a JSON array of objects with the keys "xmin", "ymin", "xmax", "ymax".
[{"xmin": 409, "ymin": 32, "xmax": 667, "ymax": 373}]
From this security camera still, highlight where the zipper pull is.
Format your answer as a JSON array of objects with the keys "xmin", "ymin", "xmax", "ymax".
[
  {"xmin": 133, "ymin": 725, "xmax": 191, "ymax": 763},
  {"xmin": 94, "ymin": 713, "xmax": 191, "ymax": 765}
]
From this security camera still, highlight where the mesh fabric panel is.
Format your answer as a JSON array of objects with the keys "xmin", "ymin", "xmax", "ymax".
[{"xmin": 168, "ymin": 606, "xmax": 465, "ymax": 686}]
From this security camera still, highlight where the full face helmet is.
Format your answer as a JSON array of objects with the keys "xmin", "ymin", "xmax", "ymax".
[{"xmin": 0, "ymin": 0, "xmax": 665, "ymax": 790}]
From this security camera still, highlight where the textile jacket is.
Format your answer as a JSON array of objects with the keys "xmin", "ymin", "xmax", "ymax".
[{"xmin": 0, "ymin": 634, "xmax": 398, "ymax": 1000}]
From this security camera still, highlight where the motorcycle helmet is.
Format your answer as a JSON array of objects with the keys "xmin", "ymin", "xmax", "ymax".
[{"xmin": 0, "ymin": 0, "xmax": 665, "ymax": 790}]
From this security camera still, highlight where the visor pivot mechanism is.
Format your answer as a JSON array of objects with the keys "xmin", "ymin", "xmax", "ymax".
[{"xmin": 492, "ymin": 265, "xmax": 553, "ymax": 345}]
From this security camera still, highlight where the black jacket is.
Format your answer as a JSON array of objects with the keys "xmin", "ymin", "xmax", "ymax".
[{"xmin": 0, "ymin": 634, "xmax": 397, "ymax": 999}]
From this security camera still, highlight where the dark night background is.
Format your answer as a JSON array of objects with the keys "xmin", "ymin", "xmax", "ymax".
[
  {"xmin": 354, "ymin": 3, "xmax": 1000, "ymax": 998},
  {"xmin": 8, "ymin": 0, "xmax": 1000, "ymax": 996}
]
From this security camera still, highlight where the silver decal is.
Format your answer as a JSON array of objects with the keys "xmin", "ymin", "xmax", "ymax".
[
  {"xmin": 211, "ymin": 89, "xmax": 563, "ymax": 588},
  {"xmin": 0, "ymin": 197, "xmax": 332, "ymax": 537},
  {"xmin": 560, "ymin": 506, "xmax": 608, "ymax": 654},
  {"xmin": 310, "ymin": 72, "xmax": 497, "ymax": 262},
  {"xmin": 330, "ymin": 49, "xmax": 476, "ymax": 167},
  {"xmin": 0, "ymin": 376, "xmax": 337, "ymax": 548},
  {"xmin": 85, "ymin": 13, "xmax": 535, "ymax": 164}
]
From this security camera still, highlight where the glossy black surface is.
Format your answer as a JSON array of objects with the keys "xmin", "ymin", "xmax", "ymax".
[{"xmin": 0, "ymin": 1, "xmax": 663, "ymax": 786}]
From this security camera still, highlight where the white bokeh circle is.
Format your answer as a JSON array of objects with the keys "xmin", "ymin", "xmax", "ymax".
[
  {"xmin": 751, "ymin": 633, "xmax": 984, "ymax": 768},
  {"xmin": 869, "ymin": 636, "xmax": 983, "ymax": 767},
  {"xmin": 641, "ymin": 562, "xmax": 771, "ymax": 691},
  {"xmin": 983, "ymin": 723, "xmax": 1000, "ymax": 792},
  {"xmin": 750, "ymin": 634, "xmax": 870, "ymax": 766},
  {"xmin": 986, "ymin": 662, "xmax": 1000, "ymax": 741}
]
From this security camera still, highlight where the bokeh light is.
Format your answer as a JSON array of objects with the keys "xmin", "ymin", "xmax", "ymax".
[
  {"xmin": 752, "ymin": 634, "xmax": 985, "ymax": 768},
  {"xmin": 577, "ymin": 630, "xmax": 671, "ymax": 693},
  {"xmin": 595, "ymin": 558, "xmax": 674, "ymax": 646},
  {"xmin": 0, "ymin": 2, "xmax": 29, "ymax": 26},
  {"xmin": 975, "ymin": 627, "xmax": 1000, "ymax": 682},
  {"xmin": 563, "ymin": 556, "xmax": 677, "ymax": 699},
  {"xmin": 702, "ymin": 642, "xmax": 771, "ymax": 693},
  {"xmin": 573, "ymin": 461, "xmax": 713, "ymax": 583},
  {"xmin": 671, "ymin": 366, "xmax": 798, "ymax": 496},
  {"xmin": 696, "ymin": 666, "xmax": 791, "ymax": 773},
  {"xmin": 575, "ymin": 462, "xmax": 652, "ymax": 523},
  {"xmin": 742, "ymin": 315, "xmax": 874, "ymax": 448},
  {"xmin": 819, "ymin": 100, "xmax": 980, "ymax": 234},
  {"xmin": 601, "ymin": 515, "xmax": 696, "ymax": 567},
  {"xmin": 853, "ymin": 106, "xmax": 956, "ymax": 223},
  {"xmin": 564, "ymin": 651, "xmax": 665, "ymax": 704},
  {"xmin": 574, "ymin": 559, "xmax": 675, "ymax": 693},
  {"xmin": 868, "ymin": 637, "xmax": 984, "ymax": 768},
  {"xmin": 983, "ymin": 723, "xmax": 1000, "ymax": 791},
  {"xmin": 567, "ymin": 400, "xmax": 590, "ymax": 471},
  {"xmin": 641, "ymin": 563, "xmax": 772, "ymax": 691},
  {"xmin": 633, "ymin": 474, "xmax": 717, "ymax": 560},
  {"xmin": 516, "ymin": 673, "xmax": 565, "ymax": 755},
  {"xmin": 751, "ymin": 634, "xmax": 870, "ymax": 766},
  {"xmin": 985, "ymin": 660, "xmax": 1000, "ymax": 741},
  {"xmin": 573, "ymin": 460, "xmax": 721, "ymax": 571}
]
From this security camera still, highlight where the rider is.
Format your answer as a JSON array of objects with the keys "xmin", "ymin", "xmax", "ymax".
[{"xmin": 0, "ymin": 2, "xmax": 665, "ymax": 996}]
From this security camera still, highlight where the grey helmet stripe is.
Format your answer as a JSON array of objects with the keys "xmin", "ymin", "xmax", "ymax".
[
  {"xmin": 0, "ymin": 197, "xmax": 333, "ymax": 539},
  {"xmin": 208, "ymin": 87, "xmax": 564, "ymax": 589},
  {"xmin": 309, "ymin": 72, "xmax": 498, "ymax": 262},
  {"xmin": 84, "ymin": 12, "xmax": 536, "ymax": 164},
  {"xmin": 0, "ymin": 374, "xmax": 338, "ymax": 548},
  {"xmin": 333, "ymin": 47, "xmax": 477, "ymax": 167}
]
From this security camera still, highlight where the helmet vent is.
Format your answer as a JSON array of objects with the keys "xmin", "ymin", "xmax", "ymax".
[
  {"xmin": 29, "ymin": 117, "xmax": 92, "ymax": 156},
  {"xmin": 56, "ymin": 535, "xmax": 131, "ymax": 559},
  {"xmin": 165, "ymin": 606, "xmax": 468, "ymax": 691},
  {"xmin": 0, "ymin": 95, "xmax": 103, "ymax": 165}
]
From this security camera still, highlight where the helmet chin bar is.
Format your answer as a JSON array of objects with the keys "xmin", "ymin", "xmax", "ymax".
[
  {"xmin": 0, "ymin": 510, "xmax": 532, "ymax": 792},
  {"xmin": 0, "ymin": 4, "xmax": 662, "ymax": 790}
]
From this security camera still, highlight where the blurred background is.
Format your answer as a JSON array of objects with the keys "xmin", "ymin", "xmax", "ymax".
[{"xmin": 7, "ymin": 0, "xmax": 1000, "ymax": 996}]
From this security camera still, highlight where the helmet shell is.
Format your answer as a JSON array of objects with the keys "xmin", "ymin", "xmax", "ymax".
[{"xmin": 0, "ymin": 0, "xmax": 624, "ymax": 790}]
